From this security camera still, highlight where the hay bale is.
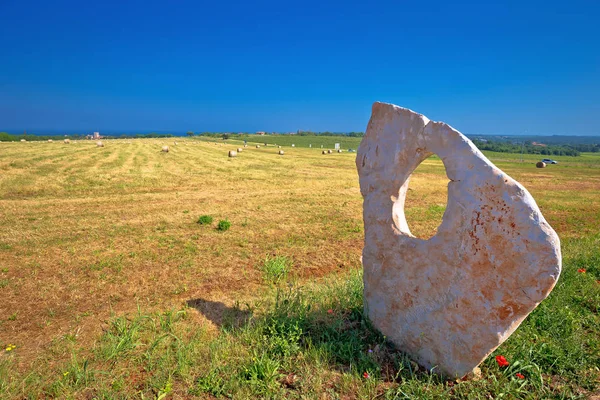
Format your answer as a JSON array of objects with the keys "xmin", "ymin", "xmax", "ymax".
[
  {"xmin": 48, "ymin": 139, "xmax": 53, "ymax": 143},
  {"xmin": 337, "ymin": 149, "xmax": 342, "ymax": 153},
  {"xmin": 278, "ymin": 150, "xmax": 284, "ymax": 155},
  {"xmin": 229, "ymin": 150, "xmax": 238, "ymax": 157},
  {"xmin": 237, "ymin": 148, "xmax": 243, "ymax": 152},
  {"xmin": 162, "ymin": 146, "xmax": 169, "ymax": 152},
  {"xmin": 256, "ymin": 145, "xmax": 261, "ymax": 148},
  {"xmin": 536, "ymin": 161, "xmax": 546, "ymax": 168},
  {"xmin": 328, "ymin": 149, "xmax": 332, "ymax": 154},
  {"xmin": 244, "ymin": 144, "xmax": 248, "ymax": 148},
  {"xmin": 278, "ymin": 145, "xmax": 281, "ymax": 148},
  {"xmin": 20, "ymin": 139, "xmax": 26, "ymax": 142},
  {"xmin": 96, "ymin": 141, "xmax": 104, "ymax": 147},
  {"xmin": 174, "ymin": 142, "xmax": 178, "ymax": 146},
  {"xmin": 64, "ymin": 139, "xmax": 71, "ymax": 144},
  {"xmin": 322, "ymin": 150, "xmax": 327, "ymax": 155}
]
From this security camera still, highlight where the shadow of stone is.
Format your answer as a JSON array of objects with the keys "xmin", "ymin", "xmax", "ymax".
[{"xmin": 186, "ymin": 298, "xmax": 252, "ymax": 329}]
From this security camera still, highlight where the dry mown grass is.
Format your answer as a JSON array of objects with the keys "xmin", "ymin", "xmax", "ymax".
[{"xmin": 0, "ymin": 138, "xmax": 599, "ymax": 395}]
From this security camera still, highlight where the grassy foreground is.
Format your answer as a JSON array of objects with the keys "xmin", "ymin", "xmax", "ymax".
[{"xmin": 0, "ymin": 138, "xmax": 599, "ymax": 398}]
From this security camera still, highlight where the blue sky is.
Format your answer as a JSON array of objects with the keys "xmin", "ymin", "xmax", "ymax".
[{"xmin": 0, "ymin": 0, "xmax": 598, "ymax": 134}]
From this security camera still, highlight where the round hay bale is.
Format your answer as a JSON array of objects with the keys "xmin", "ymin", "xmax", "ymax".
[
  {"xmin": 244, "ymin": 144, "xmax": 248, "ymax": 148},
  {"xmin": 174, "ymin": 142, "xmax": 178, "ymax": 146},
  {"xmin": 229, "ymin": 150, "xmax": 238, "ymax": 157},
  {"xmin": 328, "ymin": 149, "xmax": 332, "ymax": 154},
  {"xmin": 48, "ymin": 139, "xmax": 53, "ymax": 143},
  {"xmin": 322, "ymin": 150, "xmax": 327, "ymax": 155},
  {"xmin": 278, "ymin": 150, "xmax": 284, "ymax": 155},
  {"xmin": 337, "ymin": 149, "xmax": 342, "ymax": 153},
  {"xmin": 536, "ymin": 161, "xmax": 546, "ymax": 168},
  {"xmin": 162, "ymin": 146, "xmax": 169, "ymax": 153},
  {"xmin": 64, "ymin": 139, "xmax": 71, "ymax": 144},
  {"xmin": 96, "ymin": 141, "xmax": 104, "ymax": 147},
  {"xmin": 20, "ymin": 139, "xmax": 26, "ymax": 142},
  {"xmin": 278, "ymin": 145, "xmax": 281, "ymax": 148},
  {"xmin": 256, "ymin": 145, "xmax": 261, "ymax": 148},
  {"xmin": 237, "ymin": 148, "xmax": 243, "ymax": 152}
]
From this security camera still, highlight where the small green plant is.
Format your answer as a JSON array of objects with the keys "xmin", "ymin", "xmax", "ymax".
[
  {"xmin": 217, "ymin": 219, "xmax": 231, "ymax": 231},
  {"xmin": 240, "ymin": 351, "xmax": 283, "ymax": 394},
  {"xmin": 262, "ymin": 256, "xmax": 291, "ymax": 284},
  {"xmin": 197, "ymin": 215, "xmax": 213, "ymax": 225},
  {"xmin": 193, "ymin": 368, "xmax": 228, "ymax": 397}
]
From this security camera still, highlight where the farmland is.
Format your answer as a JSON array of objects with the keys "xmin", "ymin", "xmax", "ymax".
[{"xmin": 0, "ymin": 138, "xmax": 599, "ymax": 398}]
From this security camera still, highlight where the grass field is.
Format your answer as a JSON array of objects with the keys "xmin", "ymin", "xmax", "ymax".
[{"xmin": 0, "ymin": 138, "xmax": 598, "ymax": 398}]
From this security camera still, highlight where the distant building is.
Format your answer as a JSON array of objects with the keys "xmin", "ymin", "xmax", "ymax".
[
  {"xmin": 256, "ymin": 131, "xmax": 266, "ymax": 135},
  {"xmin": 532, "ymin": 141, "xmax": 547, "ymax": 147},
  {"xmin": 86, "ymin": 131, "xmax": 102, "ymax": 140}
]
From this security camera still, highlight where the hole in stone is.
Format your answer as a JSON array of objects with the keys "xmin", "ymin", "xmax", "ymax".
[{"xmin": 403, "ymin": 155, "xmax": 449, "ymax": 240}]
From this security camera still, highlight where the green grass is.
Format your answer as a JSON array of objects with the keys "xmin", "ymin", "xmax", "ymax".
[
  {"xmin": 201, "ymin": 134, "xmax": 364, "ymax": 150},
  {"xmin": 261, "ymin": 256, "xmax": 292, "ymax": 284},
  {"xmin": 2, "ymin": 258, "xmax": 598, "ymax": 398}
]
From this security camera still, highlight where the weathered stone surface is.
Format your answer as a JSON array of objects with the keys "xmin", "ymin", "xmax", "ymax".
[{"xmin": 356, "ymin": 102, "xmax": 561, "ymax": 378}]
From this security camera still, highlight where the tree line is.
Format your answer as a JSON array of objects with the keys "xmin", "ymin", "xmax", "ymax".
[{"xmin": 471, "ymin": 139, "xmax": 586, "ymax": 156}]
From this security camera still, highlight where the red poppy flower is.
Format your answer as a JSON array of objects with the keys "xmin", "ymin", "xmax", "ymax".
[
  {"xmin": 495, "ymin": 355, "xmax": 509, "ymax": 368},
  {"xmin": 515, "ymin": 373, "xmax": 525, "ymax": 379},
  {"xmin": 327, "ymin": 309, "xmax": 334, "ymax": 314},
  {"xmin": 363, "ymin": 371, "xmax": 370, "ymax": 379},
  {"xmin": 578, "ymin": 268, "xmax": 586, "ymax": 273}
]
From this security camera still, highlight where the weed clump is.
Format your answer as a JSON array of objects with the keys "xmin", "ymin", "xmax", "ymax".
[
  {"xmin": 197, "ymin": 215, "xmax": 213, "ymax": 225},
  {"xmin": 262, "ymin": 256, "xmax": 291, "ymax": 284},
  {"xmin": 217, "ymin": 219, "xmax": 231, "ymax": 231}
]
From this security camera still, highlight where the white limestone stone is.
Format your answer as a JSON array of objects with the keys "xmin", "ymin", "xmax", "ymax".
[{"xmin": 356, "ymin": 102, "xmax": 561, "ymax": 378}]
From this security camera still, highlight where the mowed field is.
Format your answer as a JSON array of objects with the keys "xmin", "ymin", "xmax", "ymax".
[{"xmin": 0, "ymin": 138, "xmax": 599, "ymax": 398}]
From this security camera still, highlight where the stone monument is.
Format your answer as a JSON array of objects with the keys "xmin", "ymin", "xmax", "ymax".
[{"xmin": 356, "ymin": 102, "xmax": 561, "ymax": 378}]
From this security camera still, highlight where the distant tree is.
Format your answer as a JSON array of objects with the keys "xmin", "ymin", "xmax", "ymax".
[
  {"xmin": 222, "ymin": 133, "xmax": 230, "ymax": 140},
  {"xmin": 186, "ymin": 131, "xmax": 194, "ymax": 137}
]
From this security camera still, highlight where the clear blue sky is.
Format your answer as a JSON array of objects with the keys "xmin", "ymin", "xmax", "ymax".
[{"xmin": 1, "ymin": 0, "xmax": 598, "ymax": 135}]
